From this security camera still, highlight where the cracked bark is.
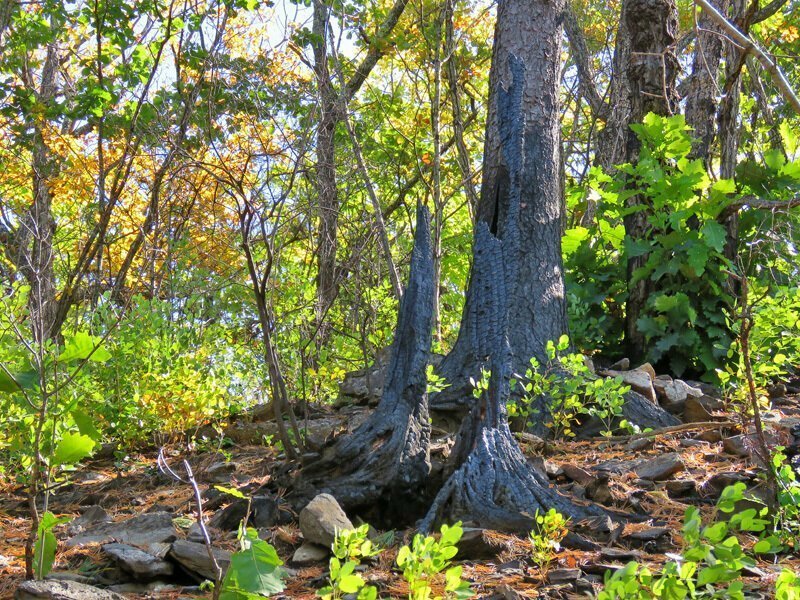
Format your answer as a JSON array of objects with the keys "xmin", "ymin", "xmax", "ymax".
[
  {"xmin": 431, "ymin": 0, "xmax": 676, "ymax": 433},
  {"xmin": 294, "ymin": 205, "xmax": 435, "ymax": 525}
]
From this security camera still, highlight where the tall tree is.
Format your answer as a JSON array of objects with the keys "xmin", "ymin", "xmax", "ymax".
[
  {"xmin": 620, "ymin": 0, "xmax": 680, "ymax": 362},
  {"xmin": 310, "ymin": 0, "xmax": 411, "ymax": 347},
  {"xmin": 431, "ymin": 0, "xmax": 676, "ymax": 432}
]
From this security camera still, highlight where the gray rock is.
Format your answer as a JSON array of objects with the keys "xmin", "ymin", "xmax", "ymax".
[
  {"xmin": 102, "ymin": 543, "xmax": 173, "ymax": 580},
  {"xmin": 608, "ymin": 358, "xmax": 630, "ymax": 371},
  {"xmin": 67, "ymin": 512, "xmax": 177, "ymax": 548},
  {"xmin": 107, "ymin": 582, "xmax": 179, "ymax": 593},
  {"xmin": 170, "ymin": 539, "xmax": 231, "ymax": 581},
  {"xmin": 205, "ymin": 461, "xmax": 236, "ymax": 483},
  {"xmin": 338, "ymin": 347, "xmax": 392, "ymax": 405},
  {"xmin": 605, "ymin": 368, "xmax": 656, "ymax": 403},
  {"xmin": 723, "ymin": 431, "xmax": 779, "ymax": 459},
  {"xmin": 624, "ymin": 527, "xmax": 670, "ymax": 541},
  {"xmin": 547, "ymin": 568, "xmax": 581, "ymax": 584},
  {"xmin": 654, "ymin": 379, "xmax": 702, "ymax": 414},
  {"xmin": 626, "ymin": 437, "xmax": 654, "ymax": 451},
  {"xmin": 66, "ymin": 506, "xmax": 111, "ymax": 537},
  {"xmin": 684, "ymin": 395, "xmax": 724, "ymax": 423},
  {"xmin": 15, "ymin": 580, "xmax": 124, "ymax": 600},
  {"xmin": 665, "ymin": 480, "xmax": 696, "ymax": 497},
  {"xmin": 291, "ymin": 541, "xmax": 329, "ymax": 565},
  {"xmin": 299, "ymin": 493, "xmax": 353, "ymax": 548},
  {"xmin": 634, "ymin": 453, "xmax": 684, "ymax": 481}
]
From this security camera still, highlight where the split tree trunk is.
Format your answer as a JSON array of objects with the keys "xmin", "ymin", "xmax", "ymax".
[
  {"xmin": 431, "ymin": 0, "xmax": 678, "ymax": 433},
  {"xmin": 295, "ymin": 205, "xmax": 435, "ymax": 525}
]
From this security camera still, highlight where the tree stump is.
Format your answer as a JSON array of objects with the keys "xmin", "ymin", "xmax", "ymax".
[{"xmin": 293, "ymin": 204, "xmax": 435, "ymax": 525}]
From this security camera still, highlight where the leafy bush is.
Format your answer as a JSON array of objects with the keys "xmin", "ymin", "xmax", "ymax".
[{"xmin": 507, "ymin": 336, "xmax": 631, "ymax": 437}]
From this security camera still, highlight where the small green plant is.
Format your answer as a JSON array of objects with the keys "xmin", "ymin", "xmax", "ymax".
[
  {"xmin": 396, "ymin": 522, "xmax": 474, "ymax": 600},
  {"xmin": 775, "ymin": 569, "xmax": 800, "ymax": 600},
  {"xmin": 32, "ymin": 511, "xmax": 71, "ymax": 579},
  {"xmin": 219, "ymin": 525, "xmax": 286, "ymax": 599},
  {"xmin": 318, "ymin": 524, "xmax": 380, "ymax": 600},
  {"xmin": 508, "ymin": 336, "xmax": 631, "ymax": 437},
  {"xmin": 426, "ymin": 365, "xmax": 450, "ymax": 395},
  {"xmin": 598, "ymin": 483, "xmax": 783, "ymax": 599},
  {"xmin": 528, "ymin": 508, "xmax": 569, "ymax": 576}
]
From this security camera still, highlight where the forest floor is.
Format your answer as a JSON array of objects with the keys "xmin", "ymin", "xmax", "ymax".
[{"xmin": 1, "ymin": 394, "xmax": 799, "ymax": 599}]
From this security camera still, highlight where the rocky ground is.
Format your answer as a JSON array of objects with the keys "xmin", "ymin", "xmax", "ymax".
[{"xmin": 1, "ymin": 361, "xmax": 799, "ymax": 599}]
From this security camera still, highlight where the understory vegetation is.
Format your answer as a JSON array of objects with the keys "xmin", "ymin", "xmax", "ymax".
[{"xmin": 1, "ymin": 0, "xmax": 800, "ymax": 597}]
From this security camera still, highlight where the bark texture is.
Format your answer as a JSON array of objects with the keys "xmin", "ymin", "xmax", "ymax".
[
  {"xmin": 431, "ymin": 0, "xmax": 678, "ymax": 433},
  {"xmin": 433, "ymin": 0, "xmax": 567, "ymax": 411},
  {"xmin": 295, "ymin": 205, "xmax": 434, "ymax": 524},
  {"xmin": 621, "ymin": 0, "xmax": 679, "ymax": 363}
]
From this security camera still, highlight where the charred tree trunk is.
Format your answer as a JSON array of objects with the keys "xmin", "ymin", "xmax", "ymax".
[
  {"xmin": 621, "ymin": 0, "xmax": 679, "ymax": 363},
  {"xmin": 294, "ymin": 205, "xmax": 435, "ymax": 525},
  {"xmin": 433, "ymin": 0, "xmax": 568, "ymax": 411},
  {"xmin": 431, "ymin": 0, "xmax": 677, "ymax": 433},
  {"xmin": 422, "ymin": 226, "xmax": 605, "ymax": 532}
]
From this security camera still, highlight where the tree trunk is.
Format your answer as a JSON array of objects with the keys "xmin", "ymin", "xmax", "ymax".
[
  {"xmin": 431, "ymin": 0, "xmax": 677, "ymax": 435},
  {"xmin": 621, "ymin": 0, "xmax": 679, "ymax": 362},
  {"xmin": 21, "ymin": 43, "xmax": 59, "ymax": 344},
  {"xmin": 312, "ymin": 0, "xmax": 340, "ymax": 349},
  {"xmin": 684, "ymin": 0, "xmax": 728, "ymax": 166},
  {"xmin": 294, "ymin": 205, "xmax": 435, "ymax": 526},
  {"xmin": 433, "ymin": 0, "xmax": 568, "ymax": 410}
]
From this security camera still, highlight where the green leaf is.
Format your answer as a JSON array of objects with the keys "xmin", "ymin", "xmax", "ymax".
[
  {"xmin": 220, "ymin": 529, "xmax": 285, "ymax": 597},
  {"xmin": 71, "ymin": 409, "xmax": 101, "ymax": 441},
  {"xmin": 59, "ymin": 332, "xmax": 112, "ymax": 363},
  {"xmin": 701, "ymin": 221, "xmax": 727, "ymax": 253},
  {"xmin": 33, "ymin": 512, "xmax": 70, "ymax": 579},
  {"xmin": 215, "ymin": 485, "xmax": 247, "ymax": 500},
  {"xmin": 51, "ymin": 433, "xmax": 95, "ymax": 466},
  {"xmin": 338, "ymin": 574, "xmax": 365, "ymax": 594},
  {"xmin": 0, "ymin": 368, "xmax": 38, "ymax": 393}
]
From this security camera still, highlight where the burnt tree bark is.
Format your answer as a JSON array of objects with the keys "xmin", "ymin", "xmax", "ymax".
[
  {"xmin": 422, "ymin": 224, "xmax": 605, "ymax": 531},
  {"xmin": 431, "ymin": 0, "xmax": 677, "ymax": 433},
  {"xmin": 295, "ymin": 204, "xmax": 434, "ymax": 524}
]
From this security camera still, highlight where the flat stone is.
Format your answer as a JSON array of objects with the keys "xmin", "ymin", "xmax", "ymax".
[
  {"xmin": 561, "ymin": 463, "xmax": 594, "ymax": 486},
  {"xmin": 600, "ymin": 547, "xmax": 642, "ymax": 561},
  {"xmin": 170, "ymin": 539, "xmax": 231, "ymax": 581},
  {"xmin": 205, "ymin": 461, "xmax": 236, "ymax": 483},
  {"xmin": 608, "ymin": 358, "xmax": 630, "ymax": 371},
  {"xmin": 102, "ymin": 543, "xmax": 173, "ymax": 580},
  {"xmin": 291, "ymin": 542, "xmax": 329, "ymax": 565},
  {"xmin": 547, "ymin": 568, "xmax": 581, "ymax": 584},
  {"xmin": 684, "ymin": 395, "xmax": 724, "ymax": 423},
  {"xmin": 605, "ymin": 368, "xmax": 656, "ymax": 403},
  {"xmin": 665, "ymin": 480, "xmax": 696, "ymax": 497},
  {"xmin": 67, "ymin": 512, "xmax": 177, "ymax": 548},
  {"xmin": 634, "ymin": 453, "xmax": 684, "ymax": 481},
  {"xmin": 66, "ymin": 506, "xmax": 111, "ymax": 537},
  {"xmin": 299, "ymin": 493, "xmax": 353, "ymax": 548},
  {"xmin": 15, "ymin": 580, "xmax": 124, "ymax": 600},
  {"xmin": 624, "ymin": 527, "xmax": 670, "ymax": 541},
  {"xmin": 626, "ymin": 437, "xmax": 654, "ymax": 451}
]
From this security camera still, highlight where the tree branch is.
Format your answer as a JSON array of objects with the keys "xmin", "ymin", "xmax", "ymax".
[{"xmin": 696, "ymin": 0, "xmax": 800, "ymax": 115}]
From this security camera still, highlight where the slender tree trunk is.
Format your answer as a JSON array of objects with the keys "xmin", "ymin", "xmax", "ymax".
[
  {"xmin": 312, "ymin": 0, "xmax": 340, "ymax": 349},
  {"xmin": 444, "ymin": 0, "xmax": 479, "ymax": 214},
  {"xmin": 22, "ymin": 43, "xmax": 59, "ymax": 344},
  {"xmin": 621, "ymin": 0, "xmax": 679, "ymax": 362}
]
